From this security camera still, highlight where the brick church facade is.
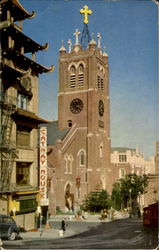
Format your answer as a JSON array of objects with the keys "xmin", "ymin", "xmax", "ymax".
[{"xmin": 45, "ymin": 9, "xmax": 113, "ymax": 215}]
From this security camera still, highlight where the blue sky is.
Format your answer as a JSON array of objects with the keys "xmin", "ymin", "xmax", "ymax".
[{"xmin": 21, "ymin": 0, "xmax": 158, "ymax": 159}]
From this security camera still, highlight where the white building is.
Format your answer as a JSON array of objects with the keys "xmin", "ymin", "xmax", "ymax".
[
  {"xmin": 144, "ymin": 156, "xmax": 156, "ymax": 175},
  {"xmin": 111, "ymin": 147, "xmax": 145, "ymax": 177}
]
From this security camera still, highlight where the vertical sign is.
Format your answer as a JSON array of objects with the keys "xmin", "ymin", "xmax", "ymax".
[{"xmin": 40, "ymin": 127, "xmax": 48, "ymax": 206}]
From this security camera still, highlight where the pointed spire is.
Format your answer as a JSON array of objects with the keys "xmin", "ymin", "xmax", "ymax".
[
  {"xmin": 59, "ymin": 40, "xmax": 66, "ymax": 54},
  {"xmin": 89, "ymin": 33, "xmax": 96, "ymax": 46},
  {"xmin": 89, "ymin": 34, "xmax": 97, "ymax": 52},
  {"xmin": 67, "ymin": 39, "xmax": 72, "ymax": 53},
  {"xmin": 80, "ymin": 24, "xmax": 91, "ymax": 49},
  {"xmin": 103, "ymin": 46, "xmax": 108, "ymax": 57}
]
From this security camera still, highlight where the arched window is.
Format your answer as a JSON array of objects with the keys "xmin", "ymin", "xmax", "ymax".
[
  {"xmin": 68, "ymin": 155, "xmax": 73, "ymax": 174},
  {"xmin": 70, "ymin": 65, "xmax": 76, "ymax": 88},
  {"xmin": 78, "ymin": 150, "xmax": 86, "ymax": 167},
  {"xmin": 64, "ymin": 154, "xmax": 69, "ymax": 174},
  {"xmin": 97, "ymin": 65, "xmax": 104, "ymax": 91},
  {"xmin": 78, "ymin": 64, "xmax": 84, "ymax": 86},
  {"xmin": 67, "ymin": 120, "xmax": 72, "ymax": 128},
  {"xmin": 70, "ymin": 65, "xmax": 75, "ymax": 74},
  {"xmin": 64, "ymin": 154, "xmax": 73, "ymax": 174},
  {"xmin": 79, "ymin": 64, "xmax": 84, "ymax": 73},
  {"xmin": 97, "ymin": 66, "xmax": 101, "ymax": 89}
]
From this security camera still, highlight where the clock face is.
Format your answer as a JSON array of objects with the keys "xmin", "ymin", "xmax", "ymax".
[
  {"xmin": 99, "ymin": 100, "xmax": 104, "ymax": 116},
  {"xmin": 70, "ymin": 98, "xmax": 83, "ymax": 114}
]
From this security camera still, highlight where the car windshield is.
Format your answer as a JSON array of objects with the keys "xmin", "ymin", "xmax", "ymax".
[{"xmin": 1, "ymin": 217, "xmax": 15, "ymax": 223}]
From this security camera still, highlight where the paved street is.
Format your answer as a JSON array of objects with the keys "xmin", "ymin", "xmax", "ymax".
[{"xmin": 2, "ymin": 217, "xmax": 158, "ymax": 249}]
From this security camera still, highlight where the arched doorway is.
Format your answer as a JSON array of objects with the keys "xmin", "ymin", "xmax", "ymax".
[{"xmin": 65, "ymin": 183, "xmax": 74, "ymax": 211}]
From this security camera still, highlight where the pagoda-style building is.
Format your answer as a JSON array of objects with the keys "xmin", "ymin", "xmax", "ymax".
[{"xmin": 0, "ymin": 0, "xmax": 54, "ymax": 230}]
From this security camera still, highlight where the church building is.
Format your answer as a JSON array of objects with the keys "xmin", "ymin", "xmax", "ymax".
[{"xmin": 46, "ymin": 6, "xmax": 112, "ymax": 215}]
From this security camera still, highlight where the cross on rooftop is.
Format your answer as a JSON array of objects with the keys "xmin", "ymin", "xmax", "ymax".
[
  {"xmin": 74, "ymin": 29, "xmax": 80, "ymax": 45},
  {"xmin": 97, "ymin": 33, "xmax": 101, "ymax": 49},
  {"xmin": 80, "ymin": 5, "xmax": 92, "ymax": 24}
]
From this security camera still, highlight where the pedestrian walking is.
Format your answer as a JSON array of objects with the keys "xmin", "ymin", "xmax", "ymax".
[
  {"xmin": 137, "ymin": 208, "xmax": 141, "ymax": 218},
  {"xmin": 61, "ymin": 218, "xmax": 66, "ymax": 233}
]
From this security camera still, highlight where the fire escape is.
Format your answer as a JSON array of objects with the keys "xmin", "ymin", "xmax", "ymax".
[{"xmin": 0, "ymin": 93, "xmax": 18, "ymax": 191}]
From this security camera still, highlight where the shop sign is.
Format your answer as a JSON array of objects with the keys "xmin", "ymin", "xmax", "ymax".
[{"xmin": 40, "ymin": 127, "xmax": 48, "ymax": 206}]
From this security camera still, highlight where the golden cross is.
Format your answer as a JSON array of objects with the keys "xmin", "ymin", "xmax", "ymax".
[{"xmin": 80, "ymin": 5, "xmax": 92, "ymax": 24}]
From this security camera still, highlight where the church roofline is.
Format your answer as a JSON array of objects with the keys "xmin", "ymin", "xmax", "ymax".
[
  {"xmin": 40, "ymin": 121, "xmax": 71, "ymax": 146},
  {"xmin": 1, "ymin": 0, "xmax": 36, "ymax": 21}
]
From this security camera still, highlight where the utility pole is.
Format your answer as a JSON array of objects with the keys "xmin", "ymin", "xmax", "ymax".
[{"xmin": 0, "ymin": 3, "xmax": 2, "ymax": 190}]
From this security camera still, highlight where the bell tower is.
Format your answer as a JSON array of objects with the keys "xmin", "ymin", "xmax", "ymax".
[{"xmin": 58, "ymin": 6, "xmax": 111, "ymax": 192}]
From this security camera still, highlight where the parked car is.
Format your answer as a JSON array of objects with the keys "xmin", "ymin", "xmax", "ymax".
[
  {"xmin": 0, "ymin": 214, "xmax": 19, "ymax": 240},
  {"xmin": 143, "ymin": 202, "xmax": 158, "ymax": 227}
]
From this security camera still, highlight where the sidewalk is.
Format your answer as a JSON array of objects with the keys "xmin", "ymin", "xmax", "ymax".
[
  {"xmin": 20, "ymin": 211, "xmax": 129, "ymax": 240},
  {"xmin": 20, "ymin": 228, "xmax": 75, "ymax": 240}
]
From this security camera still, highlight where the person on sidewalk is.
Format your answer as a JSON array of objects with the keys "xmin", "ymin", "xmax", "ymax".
[{"xmin": 61, "ymin": 218, "xmax": 66, "ymax": 233}]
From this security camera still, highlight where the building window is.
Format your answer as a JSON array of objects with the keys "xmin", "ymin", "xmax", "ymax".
[
  {"xmin": 79, "ymin": 64, "xmax": 84, "ymax": 73},
  {"xmin": 97, "ymin": 65, "xmax": 104, "ymax": 91},
  {"xmin": 119, "ymin": 168, "xmax": 125, "ymax": 179},
  {"xmin": 17, "ymin": 93, "xmax": 29, "ymax": 110},
  {"xmin": 97, "ymin": 75, "xmax": 100, "ymax": 89},
  {"xmin": 19, "ymin": 199, "xmax": 37, "ymax": 213},
  {"xmin": 1, "ymin": 216, "xmax": 15, "ymax": 223},
  {"xmin": 67, "ymin": 120, "xmax": 72, "ymax": 127},
  {"xmin": 78, "ymin": 64, "xmax": 84, "ymax": 87},
  {"xmin": 16, "ymin": 125, "xmax": 31, "ymax": 147},
  {"xmin": 78, "ymin": 150, "xmax": 86, "ymax": 167},
  {"xmin": 16, "ymin": 162, "xmax": 30, "ymax": 185},
  {"xmin": 101, "ymin": 78, "xmax": 104, "ymax": 90},
  {"xmin": 70, "ymin": 65, "xmax": 75, "ymax": 74},
  {"xmin": 119, "ymin": 155, "xmax": 127, "ymax": 162},
  {"xmin": 68, "ymin": 155, "xmax": 73, "ymax": 174},
  {"xmin": 64, "ymin": 154, "xmax": 73, "ymax": 174},
  {"xmin": 80, "ymin": 152, "xmax": 85, "ymax": 166},
  {"xmin": 70, "ymin": 65, "xmax": 76, "ymax": 88},
  {"xmin": 64, "ymin": 155, "xmax": 69, "ymax": 174}
]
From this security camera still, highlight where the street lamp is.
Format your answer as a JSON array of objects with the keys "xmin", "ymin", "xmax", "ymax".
[
  {"xmin": 76, "ymin": 177, "xmax": 81, "ymax": 216},
  {"xmin": 138, "ymin": 191, "xmax": 141, "ymax": 218},
  {"xmin": 129, "ymin": 188, "xmax": 132, "ymax": 218}
]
